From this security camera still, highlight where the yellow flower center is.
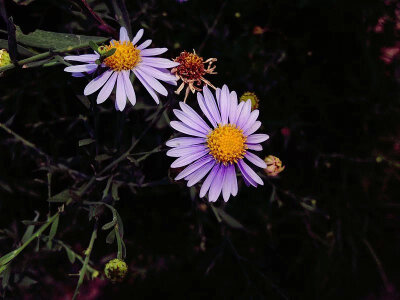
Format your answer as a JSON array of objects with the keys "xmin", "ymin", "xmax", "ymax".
[
  {"xmin": 102, "ymin": 41, "xmax": 141, "ymax": 72},
  {"xmin": 207, "ymin": 124, "xmax": 247, "ymax": 164}
]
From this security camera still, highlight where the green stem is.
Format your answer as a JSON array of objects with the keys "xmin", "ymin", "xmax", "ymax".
[
  {"xmin": 115, "ymin": 225, "xmax": 123, "ymax": 260},
  {"xmin": 72, "ymin": 223, "xmax": 98, "ymax": 300},
  {"xmin": 0, "ymin": 43, "xmax": 99, "ymax": 73},
  {"xmin": 0, "ymin": 213, "xmax": 59, "ymax": 269}
]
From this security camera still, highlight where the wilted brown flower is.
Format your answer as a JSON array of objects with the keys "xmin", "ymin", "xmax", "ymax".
[{"xmin": 171, "ymin": 50, "xmax": 217, "ymax": 102}]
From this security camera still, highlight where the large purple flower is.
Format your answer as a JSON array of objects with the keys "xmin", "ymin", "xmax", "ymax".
[
  {"xmin": 64, "ymin": 27, "xmax": 179, "ymax": 111},
  {"xmin": 166, "ymin": 85, "xmax": 269, "ymax": 202}
]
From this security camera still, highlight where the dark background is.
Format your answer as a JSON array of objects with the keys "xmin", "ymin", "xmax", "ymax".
[{"xmin": 0, "ymin": 0, "xmax": 399, "ymax": 299}]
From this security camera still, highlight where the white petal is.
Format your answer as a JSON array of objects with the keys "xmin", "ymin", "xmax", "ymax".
[
  {"xmin": 140, "ymin": 48, "xmax": 168, "ymax": 56},
  {"xmin": 135, "ymin": 69, "xmax": 167, "ymax": 96},
  {"xmin": 119, "ymin": 27, "xmax": 129, "ymax": 42},
  {"xmin": 84, "ymin": 70, "xmax": 113, "ymax": 96},
  {"xmin": 96, "ymin": 72, "xmax": 118, "ymax": 104},
  {"xmin": 122, "ymin": 71, "xmax": 136, "ymax": 106},
  {"xmin": 132, "ymin": 29, "xmax": 144, "ymax": 45},
  {"xmin": 116, "ymin": 73, "xmax": 127, "ymax": 111}
]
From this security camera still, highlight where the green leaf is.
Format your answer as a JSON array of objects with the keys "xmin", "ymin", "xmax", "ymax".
[
  {"xmin": 88, "ymin": 40, "xmax": 99, "ymax": 53},
  {"xmin": 111, "ymin": 182, "xmax": 120, "ymax": 201},
  {"xmin": 102, "ymin": 176, "xmax": 113, "ymax": 199},
  {"xmin": 64, "ymin": 246, "xmax": 76, "ymax": 264},
  {"xmin": 102, "ymin": 219, "xmax": 117, "ymax": 231},
  {"xmin": 0, "ymin": 250, "xmax": 18, "ymax": 267},
  {"xmin": 215, "ymin": 208, "xmax": 245, "ymax": 230},
  {"xmin": 106, "ymin": 229, "xmax": 116, "ymax": 244},
  {"xmin": 78, "ymin": 138, "xmax": 95, "ymax": 147},
  {"xmin": 115, "ymin": 210, "xmax": 124, "ymax": 238},
  {"xmin": 48, "ymin": 215, "xmax": 59, "ymax": 241},
  {"xmin": 21, "ymin": 211, "xmax": 40, "ymax": 244},
  {"xmin": 15, "ymin": 26, "xmax": 109, "ymax": 50},
  {"xmin": 0, "ymin": 39, "xmax": 36, "ymax": 56},
  {"xmin": 48, "ymin": 190, "xmax": 71, "ymax": 203}
]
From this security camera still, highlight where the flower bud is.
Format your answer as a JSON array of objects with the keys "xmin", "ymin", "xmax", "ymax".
[
  {"xmin": 240, "ymin": 92, "xmax": 259, "ymax": 110},
  {"xmin": 0, "ymin": 49, "xmax": 11, "ymax": 67},
  {"xmin": 264, "ymin": 155, "xmax": 285, "ymax": 177},
  {"xmin": 104, "ymin": 258, "xmax": 128, "ymax": 282}
]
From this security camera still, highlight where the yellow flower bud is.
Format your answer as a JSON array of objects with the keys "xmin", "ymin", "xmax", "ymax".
[
  {"xmin": 264, "ymin": 155, "xmax": 285, "ymax": 177},
  {"xmin": 104, "ymin": 258, "xmax": 128, "ymax": 282},
  {"xmin": 0, "ymin": 49, "xmax": 11, "ymax": 67},
  {"xmin": 239, "ymin": 92, "xmax": 259, "ymax": 110}
]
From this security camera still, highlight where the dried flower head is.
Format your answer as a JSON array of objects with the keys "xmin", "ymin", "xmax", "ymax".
[
  {"xmin": 264, "ymin": 155, "xmax": 285, "ymax": 177},
  {"xmin": 171, "ymin": 50, "xmax": 217, "ymax": 102},
  {"xmin": 240, "ymin": 92, "xmax": 259, "ymax": 110},
  {"xmin": 104, "ymin": 258, "xmax": 128, "ymax": 282},
  {"xmin": 0, "ymin": 49, "xmax": 11, "ymax": 67}
]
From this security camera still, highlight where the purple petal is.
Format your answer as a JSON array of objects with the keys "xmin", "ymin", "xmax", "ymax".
[
  {"xmin": 237, "ymin": 100, "xmax": 252, "ymax": 129},
  {"xmin": 208, "ymin": 165, "xmax": 227, "ymax": 202},
  {"xmin": 197, "ymin": 92, "xmax": 217, "ymax": 128},
  {"xmin": 222, "ymin": 164, "xmax": 233, "ymax": 201},
  {"xmin": 175, "ymin": 155, "xmax": 213, "ymax": 180},
  {"xmin": 170, "ymin": 149, "xmax": 209, "ymax": 168},
  {"xmin": 132, "ymin": 29, "xmax": 144, "ymax": 45},
  {"xmin": 141, "ymin": 57, "xmax": 180, "ymax": 68},
  {"xmin": 137, "ymin": 39, "xmax": 152, "ymax": 50},
  {"xmin": 232, "ymin": 101, "xmax": 244, "ymax": 125},
  {"xmin": 166, "ymin": 137, "xmax": 206, "ymax": 147},
  {"xmin": 229, "ymin": 91, "xmax": 238, "ymax": 123},
  {"xmin": 219, "ymin": 85, "xmax": 230, "ymax": 125},
  {"xmin": 167, "ymin": 144, "xmax": 207, "ymax": 157},
  {"xmin": 246, "ymin": 134, "xmax": 270, "ymax": 144},
  {"xmin": 200, "ymin": 164, "xmax": 221, "ymax": 198},
  {"xmin": 64, "ymin": 64, "xmax": 97, "ymax": 73},
  {"xmin": 227, "ymin": 164, "xmax": 238, "ymax": 196},
  {"xmin": 135, "ymin": 69, "xmax": 167, "ymax": 96},
  {"xmin": 119, "ymin": 27, "xmax": 129, "ymax": 42},
  {"xmin": 203, "ymin": 86, "xmax": 222, "ymax": 125},
  {"xmin": 186, "ymin": 160, "xmax": 215, "ymax": 186},
  {"xmin": 173, "ymin": 109, "xmax": 209, "ymax": 134},
  {"xmin": 237, "ymin": 159, "xmax": 263, "ymax": 186},
  {"xmin": 179, "ymin": 102, "xmax": 211, "ymax": 131},
  {"xmin": 246, "ymin": 144, "xmax": 263, "ymax": 151},
  {"xmin": 84, "ymin": 70, "xmax": 113, "ymax": 96},
  {"xmin": 237, "ymin": 160, "xmax": 258, "ymax": 187},
  {"xmin": 170, "ymin": 121, "xmax": 206, "ymax": 138},
  {"xmin": 215, "ymin": 88, "xmax": 221, "ymax": 108},
  {"xmin": 64, "ymin": 54, "xmax": 99, "ymax": 63},
  {"xmin": 140, "ymin": 48, "xmax": 168, "ymax": 56},
  {"xmin": 243, "ymin": 121, "xmax": 261, "ymax": 136},
  {"xmin": 122, "ymin": 71, "xmax": 136, "ymax": 106},
  {"xmin": 96, "ymin": 72, "xmax": 118, "ymax": 104},
  {"xmin": 116, "ymin": 73, "xmax": 127, "ymax": 111},
  {"xmin": 72, "ymin": 72, "xmax": 85, "ymax": 77},
  {"xmin": 245, "ymin": 151, "xmax": 267, "ymax": 168},
  {"xmin": 241, "ymin": 110, "xmax": 259, "ymax": 133},
  {"xmin": 134, "ymin": 70, "xmax": 159, "ymax": 104},
  {"xmin": 137, "ymin": 65, "xmax": 177, "ymax": 83}
]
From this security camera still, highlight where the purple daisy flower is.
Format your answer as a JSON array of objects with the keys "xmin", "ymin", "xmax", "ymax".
[
  {"xmin": 166, "ymin": 85, "xmax": 269, "ymax": 202},
  {"xmin": 63, "ymin": 27, "xmax": 179, "ymax": 111}
]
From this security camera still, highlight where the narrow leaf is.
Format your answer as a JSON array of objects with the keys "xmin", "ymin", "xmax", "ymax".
[
  {"xmin": 215, "ymin": 208, "xmax": 245, "ymax": 230},
  {"xmin": 78, "ymin": 138, "xmax": 95, "ymax": 147}
]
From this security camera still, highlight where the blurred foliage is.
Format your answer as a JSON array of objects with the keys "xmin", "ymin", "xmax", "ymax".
[{"xmin": 0, "ymin": 0, "xmax": 399, "ymax": 299}]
